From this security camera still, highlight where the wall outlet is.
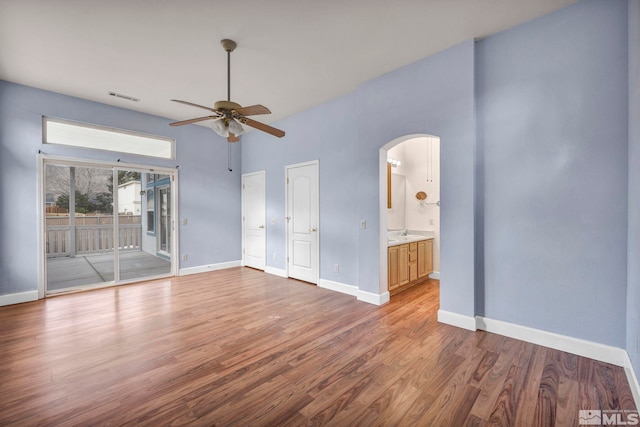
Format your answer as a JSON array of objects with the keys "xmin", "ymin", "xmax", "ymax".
[
  {"xmin": 334, "ymin": 264, "xmax": 340, "ymax": 273},
  {"xmin": 181, "ymin": 254, "xmax": 188, "ymax": 262},
  {"xmin": 273, "ymin": 252, "xmax": 277, "ymax": 260},
  {"xmin": 271, "ymin": 217, "xmax": 276, "ymax": 225},
  {"xmin": 360, "ymin": 220, "xmax": 366, "ymax": 230},
  {"xmin": 182, "ymin": 218, "xmax": 188, "ymax": 225}
]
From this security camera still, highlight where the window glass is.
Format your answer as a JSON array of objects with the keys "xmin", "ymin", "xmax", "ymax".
[
  {"xmin": 44, "ymin": 118, "xmax": 174, "ymax": 159},
  {"xmin": 146, "ymin": 189, "xmax": 155, "ymax": 233}
]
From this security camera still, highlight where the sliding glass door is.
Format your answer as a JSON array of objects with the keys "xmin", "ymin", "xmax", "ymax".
[
  {"xmin": 43, "ymin": 160, "xmax": 175, "ymax": 293},
  {"xmin": 44, "ymin": 163, "xmax": 115, "ymax": 291},
  {"xmin": 117, "ymin": 170, "xmax": 172, "ymax": 282}
]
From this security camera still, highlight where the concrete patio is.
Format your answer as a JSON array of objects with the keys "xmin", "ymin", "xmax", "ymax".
[{"xmin": 47, "ymin": 251, "xmax": 171, "ymax": 291}]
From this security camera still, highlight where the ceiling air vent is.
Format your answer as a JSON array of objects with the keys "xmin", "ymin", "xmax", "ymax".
[{"xmin": 108, "ymin": 91, "xmax": 140, "ymax": 102}]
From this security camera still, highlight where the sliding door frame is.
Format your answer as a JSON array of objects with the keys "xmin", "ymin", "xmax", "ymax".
[{"xmin": 37, "ymin": 154, "xmax": 179, "ymax": 297}]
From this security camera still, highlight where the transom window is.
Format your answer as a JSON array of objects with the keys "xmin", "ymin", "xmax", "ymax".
[{"xmin": 43, "ymin": 117, "xmax": 174, "ymax": 159}]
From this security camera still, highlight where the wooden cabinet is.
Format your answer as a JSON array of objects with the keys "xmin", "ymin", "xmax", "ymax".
[
  {"xmin": 417, "ymin": 239, "xmax": 433, "ymax": 279},
  {"xmin": 409, "ymin": 242, "xmax": 418, "ymax": 282},
  {"xmin": 388, "ymin": 238, "xmax": 434, "ymax": 294},
  {"xmin": 388, "ymin": 244, "xmax": 409, "ymax": 291}
]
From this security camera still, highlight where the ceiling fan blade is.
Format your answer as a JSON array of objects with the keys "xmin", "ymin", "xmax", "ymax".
[
  {"xmin": 234, "ymin": 104, "xmax": 271, "ymax": 116},
  {"xmin": 169, "ymin": 116, "xmax": 217, "ymax": 127},
  {"xmin": 228, "ymin": 133, "xmax": 240, "ymax": 143},
  {"xmin": 240, "ymin": 117, "xmax": 285, "ymax": 138},
  {"xmin": 171, "ymin": 99, "xmax": 218, "ymax": 113}
]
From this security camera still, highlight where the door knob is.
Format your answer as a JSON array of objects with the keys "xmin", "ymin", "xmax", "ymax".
[{"xmin": 310, "ymin": 227, "xmax": 317, "ymax": 232}]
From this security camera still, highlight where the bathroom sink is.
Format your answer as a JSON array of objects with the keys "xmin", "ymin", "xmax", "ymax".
[{"xmin": 387, "ymin": 234, "xmax": 431, "ymax": 246}]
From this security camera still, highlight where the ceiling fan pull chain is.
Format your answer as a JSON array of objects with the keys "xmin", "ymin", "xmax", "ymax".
[{"xmin": 228, "ymin": 141, "xmax": 232, "ymax": 172}]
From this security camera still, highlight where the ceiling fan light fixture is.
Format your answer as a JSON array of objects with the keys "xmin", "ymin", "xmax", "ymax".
[
  {"xmin": 210, "ymin": 117, "xmax": 245, "ymax": 138},
  {"xmin": 211, "ymin": 117, "xmax": 229, "ymax": 137},
  {"xmin": 228, "ymin": 118, "xmax": 244, "ymax": 136}
]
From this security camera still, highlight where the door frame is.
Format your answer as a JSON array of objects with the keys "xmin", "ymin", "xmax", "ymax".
[
  {"xmin": 379, "ymin": 134, "xmax": 439, "ymax": 296},
  {"xmin": 37, "ymin": 154, "xmax": 179, "ymax": 297},
  {"xmin": 284, "ymin": 159, "xmax": 319, "ymax": 283},
  {"xmin": 155, "ymin": 184, "xmax": 172, "ymax": 258},
  {"xmin": 241, "ymin": 170, "xmax": 266, "ymax": 270}
]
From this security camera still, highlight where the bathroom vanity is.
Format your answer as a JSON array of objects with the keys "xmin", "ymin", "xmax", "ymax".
[{"xmin": 388, "ymin": 234, "xmax": 434, "ymax": 294}]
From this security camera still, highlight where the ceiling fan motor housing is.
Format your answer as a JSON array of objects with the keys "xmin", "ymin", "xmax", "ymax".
[
  {"xmin": 220, "ymin": 39, "xmax": 237, "ymax": 52},
  {"xmin": 214, "ymin": 100, "xmax": 242, "ymax": 111}
]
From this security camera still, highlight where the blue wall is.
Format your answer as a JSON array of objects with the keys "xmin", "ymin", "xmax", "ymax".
[
  {"xmin": 475, "ymin": 0, "xmax": 633, "ymax": 350},
  {"xmin": 355, "ymin": 40, "xmax": 476, "ymax": 315},
  {"xmin": 242, "ymin": 93, "xmax": 361, "ymax": 285},
  {"xmin": 628, "ymin": 0, "xmax": 640, "ymax": 376},
  {"xmin": 476, "ymin": 0, "xmax": 629, "ymax": 347},
  {"xmin": 243, "ymin": 0, "xmax": 632, "ymax": 349},
  {"xmin": 242, "ymin": 40, "xmax": 477, "ymax": 318},
  {"xmin": 0, "ymin": 81, "xmax": 241, "ymax": 295}
]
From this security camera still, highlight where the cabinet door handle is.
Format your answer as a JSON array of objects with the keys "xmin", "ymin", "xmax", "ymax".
[
  {"xmin": 310, "ymin": 227, "xmax": 317, "ymax": 232},
  {"xmin": 258, "ymin": 225, "xmax": 265, "ymax": 229}
]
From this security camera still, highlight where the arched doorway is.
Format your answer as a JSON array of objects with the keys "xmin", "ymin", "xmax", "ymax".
[{"xmin": 379, "ymin": 134, "xmax": 441, "ymax": 297}]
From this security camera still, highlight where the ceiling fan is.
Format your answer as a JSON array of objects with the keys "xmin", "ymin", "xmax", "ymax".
[{"xmin": 169, "ymin": 39, "xmax": 285, "ymax": 143}]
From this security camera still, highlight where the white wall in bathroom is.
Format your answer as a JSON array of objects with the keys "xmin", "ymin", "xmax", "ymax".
[{"xmin": 403, "ymin": 137, "xmax": 441, "ymax": 272}]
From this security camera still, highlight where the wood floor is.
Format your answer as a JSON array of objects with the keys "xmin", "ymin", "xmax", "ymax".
[{"xmin": 0, "ymin": 267, "xmax": 636, "ymax": 426}]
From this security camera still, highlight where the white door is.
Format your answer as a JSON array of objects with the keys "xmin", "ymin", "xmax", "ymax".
[
  {"xmin": 242, "ymin": 171, "xmax": 266, "ymax": 270},
  {"xmin": 286, "ymin": 161, "xmax": 319, "ymax": 283}
]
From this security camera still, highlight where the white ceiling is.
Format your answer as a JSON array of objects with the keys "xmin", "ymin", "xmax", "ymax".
[{"xmin": 0, "ymin": 0, "xmax": 577, "ymax": 127}]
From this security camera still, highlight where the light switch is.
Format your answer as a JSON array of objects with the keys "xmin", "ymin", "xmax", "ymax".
[{"xmin": 360, "ymin": 220, "xmax": 366, "ymax": 229}]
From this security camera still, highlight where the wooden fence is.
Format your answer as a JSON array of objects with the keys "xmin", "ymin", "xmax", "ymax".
[{"xmin": 46, "ymin": 215, "xmax": 142, "ymax": 257}]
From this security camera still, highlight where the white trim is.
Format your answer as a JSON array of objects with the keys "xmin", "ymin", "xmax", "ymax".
[
  {"xmin": 476, "ymin": 316, "xmax": 628, "ymax": 367},
  {"xmin": 625, "ymin": 352, "xmax": 640, "ymax": 409},
  {"xmin": 0, "ymin": 291, "xmax": 39, "ymax": 307},
  {"xmin": 358, "ymin": 289, "xmax": 390, "ymax": 306},
  {"xmin": 318, "ymin": 278, "xmax": 359, "ymax": 297},
  {"xmin": 178, "ymin": 260, "xmax": 241, "ymax": 276},
  {"xmin": 265, "ymin": 266, "xmax": 287, "ymax": 278},
  {"xmin": 37, "ymin": 155, "xmax": 46, "ymax": 299},
  {"xmin": 318, "ymin": 279, "xmax": 390, "ymax": 306},
  {"xmin": 429, "ymin": 271, "xmax": 440, "ymax": 279},
  {"xmin": 437, "ymin": 309, "xmax": 477, "ymax": 331}
]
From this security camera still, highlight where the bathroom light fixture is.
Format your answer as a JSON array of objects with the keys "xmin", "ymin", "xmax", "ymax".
[{"xmin": 387, "ymin": 158, "xmax": 401, "ymax": 167}]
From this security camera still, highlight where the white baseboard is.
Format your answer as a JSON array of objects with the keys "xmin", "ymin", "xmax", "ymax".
[
  {"xmin": 318, "ymin": 278, "xmax": 359, "ymax": 296},
  {"xmin": 429, "ymin": 271, "xmax": 440, "ymax": 280},
  {"xmin": 358, "ymin": 290, "xmax": 390, "ymax": 306},
  {"xmin": 476, "ymin": 316, "xmax": 629, "ymax": 367},
  {"xmin": 179, "ymin": 260, "xmax": 242, "ymax": 276},
  {"xmin": 437, "ymin": 309, "xmax": 477, "ymax": 331},
  {"xmin": 624, "ymin": 352, "xmax": 640, "ymax": 409},
  {"xmin": 0, "ymin": 290, "xmax": 39, "ymax": 307},
  {"xmin": 318, "ymin": 279, "xmax": 389, "ymax": 306},
  {"xmin": 265, "ymin": 266, "xmax": 287, "ymax": 278}
]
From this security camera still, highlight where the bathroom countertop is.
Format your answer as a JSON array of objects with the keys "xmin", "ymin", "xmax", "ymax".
[{"xmin": 387, "ymin": 234, "xmax": 434, "ymax": 247}]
